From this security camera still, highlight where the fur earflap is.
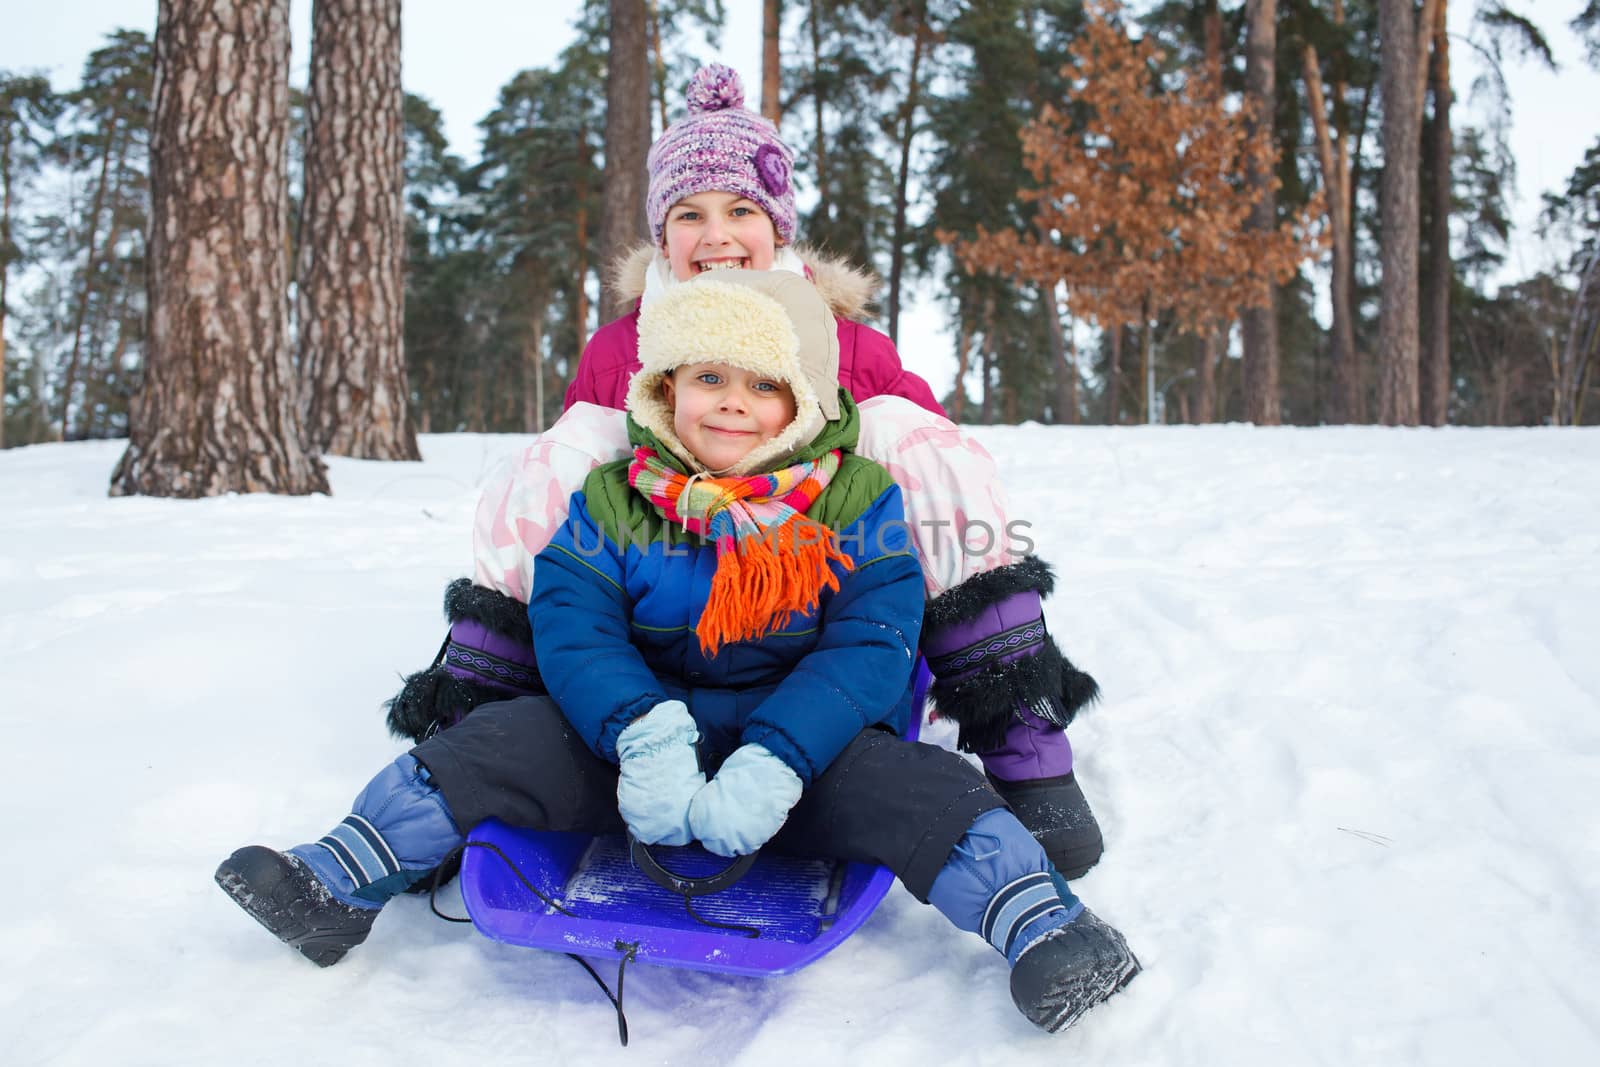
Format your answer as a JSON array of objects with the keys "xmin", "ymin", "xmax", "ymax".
[
  {"xmin": 924, "ymin": 556, "xmax": 1057, "ymax": 633},
  {"xmin": 930, "ymin": 638, "xmax": 1100, "ymax": 754}
]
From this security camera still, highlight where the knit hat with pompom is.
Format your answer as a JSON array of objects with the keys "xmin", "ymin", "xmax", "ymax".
[{"xmin": 646, "ymin": 64, "xmax": 797, "ymax": 246}]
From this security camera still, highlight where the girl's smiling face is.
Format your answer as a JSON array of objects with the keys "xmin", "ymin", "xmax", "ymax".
[
  {"xmin": 661, "ymin": 191, "xmax": 780, "ymax": 282},
  {"xmin": 661, "ymin": 362, "xmax": 797, "ymax": 471}
]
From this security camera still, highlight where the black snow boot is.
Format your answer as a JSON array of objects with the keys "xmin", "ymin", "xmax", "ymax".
[
  {"xmin": 986, "ymin": 770, "xmax": 1105, "ymax": 881},
  {"xmin": 1009, "ymin": 908, "xmax": 1141, "ymax": 1034},
  {"xmin": 215, "ymin": 846, "xmax": 378, "ymax": 967}
]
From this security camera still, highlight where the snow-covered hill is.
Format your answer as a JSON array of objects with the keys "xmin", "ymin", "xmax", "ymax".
[{"xmin": 4, "ymin": 425, "xmax": 1597, "ymax": 1066}]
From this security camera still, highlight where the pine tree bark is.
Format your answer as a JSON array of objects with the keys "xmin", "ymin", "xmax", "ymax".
[
  {"xmin": 111, "ymin": 0, "xmax": 327, "ymax": 496},
  {"xmin": 1240, "ymin": 0, "xmax": 1281, "ymax": 424},
  {"xmin": 808, "ymin": 6, "xmax": 831, "ymax": 218},
  {"xmin": 1197, "ymin": 326, "xmax": 1220, "ymax": 424},
  {"xmin": 1043, "ymin": 285, "xmax": 1079, "ymax": 424},
  {"xmin": 1106, "ymin": 324, "xmax": 1123, "ymax": 425},
  {"xmin": 762, "ymin": 0, "xmax": 783, "ymax": 124},
  {"xmin": 600, "ymin": 0, "xmax": 649, "ymax": 325},
  {"xmin": 1420, "ymin": 0, "xmax": 1452, "ymax": 426},
  {"xmin": 298, "ymin": 0, "xmax": 415, "ymax": 460},
  {"xmin": 887, "ymin": 19, "xmax": 926, "ymax": 345},
  {"xmin": 1303, "ymin": 40, "xmax": 1358, "ymax": 424},
  {"xmin": 1377, "ymin": 0, "xmax": 1421, "ymax": 426},
  {"xmin": 647, "ymin": 1, "xmax": 669, "ymax": 134}
]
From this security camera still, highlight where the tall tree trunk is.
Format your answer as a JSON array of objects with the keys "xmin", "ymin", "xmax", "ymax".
[
  {"xmin": 1045, "ymin": 285, "xmax": 1079, "ymax": 424},
  {"xmin": 1304, "ymin": 40, "xmax": 1358, "ymax": 424},
  {"xmin": 1241, "ymin": 0, "xmax": 1281, "ymax": 424},
  {"xmin": 297, "ymin": 0, "xmax": 415, "ymax": 460},
  {"xmin": 809, "ymin": 4, "xmax": 831, "ymax": 219},
  {"xmin": 1203, "ymin": 0, "xmax": 1222, "ymax": 72},
  {"xmin": 648, "ymin": 0, "xmax": 669, "ymax": 135},
  {"xmin": 762, "ymin": 0, "xmax": 783, "ymax": 124},
  {"xmin": 600, "ymin": 0, "xmax": 649, "ymax": 324},
  {"xmin": 1347, "ymin": 69, "xmax": 1374, "ymax": 421},
  {"xmin": 1197, "ymin": 325, "xmax": 1220, "ymax": 423},
  {"xmin": 1561, "ymin": 249, "xmax": 1600, "ymax": 425},
  {"xmin": 1141, "ymin": 296, "xmax": 1154, "ymax": 423},
  {"xmin": 979, "ymin": 297, "xmax": 997, "ymax": 423},
  {"xmin": 887, "ymin": 19, "xmax": 925, "ymax": 345},
  {"xmin": 1377, "ymin": 0, "xmax": 1421, "ymax": 426},
  {"xmin": 1106, "ymin": 323, "xmax": 1123, "ymax": 425},
  {"xmin": 522, "ymin": 291, "xmax": 548, "ymax": 434},
  {"xmin": 1420, "ymin": 0, "xmax": 1451, "ymax": 426},
  {"xmin": 0, "ymin": 130, "xmax": 11, "ymax": 449},
  {"xmin": 950, "ymin": 317, "xmax": 971, "ymax": 423},
  {"xmin": 111, "ymin": 0, "xmax": 327, "ymax": 496},
  {"xmin": 574, "ymin": 124, "xmax": 592, "ymax": 354},
  {"xmin": 61, "ymin": 123, "xmax": 123, "ymax": 440}
]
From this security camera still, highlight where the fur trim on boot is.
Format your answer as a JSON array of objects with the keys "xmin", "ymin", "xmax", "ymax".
[
  {"xmin": 924, "ymin": 557, "xmax": 1099, "ymax": 755},
  {"xmin": 383, "ymin": 579, "xmax": 542, "ymax": 743}
]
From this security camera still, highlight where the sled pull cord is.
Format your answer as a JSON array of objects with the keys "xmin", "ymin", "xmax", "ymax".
[{"xmin": 425, "ymin": 843, "xmax": 639, "ymax": 1046}]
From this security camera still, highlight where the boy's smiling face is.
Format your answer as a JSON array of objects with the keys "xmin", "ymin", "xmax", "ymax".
[
  {"xmin": 662, "ymin": 362, "xmax": 797, "ymax": 471},
  {"xmin": 661, "ymin": 191, "xmax": 779, "ymax": 282}
]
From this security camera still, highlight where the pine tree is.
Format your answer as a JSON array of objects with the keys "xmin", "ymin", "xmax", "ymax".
[
  {"xmin": 599, "ymin": 0, "xmax": 650, "ymax": 324},
  {"xmin": 297, "ymin": 0, "xmax": 417, "ymax": 460},
  {"xmin": 1376, "ymin": 0, "xmax": 1421, "ymax": 425},
  {"xmin": 1240, "ymin": 0, "xmax": 1281, "ymax": 424},
  {"xmin": 111, "ymin": 0, "xmax": 327, "ymax": 496},
  {"xmin": 53, "ymin": 31, "xmax": 153, "ymax": 443},
  {"xmin": 0, "ymin": 73, "xmax": 62, "ymax": 449}
]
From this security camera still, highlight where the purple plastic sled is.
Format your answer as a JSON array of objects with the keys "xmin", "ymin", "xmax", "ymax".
[{"xmin": 460, "ymin": 661, "xmax": 930, "ymax": 978}]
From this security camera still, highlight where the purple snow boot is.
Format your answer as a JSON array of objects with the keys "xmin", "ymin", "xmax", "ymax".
[
  {"xmin": 923, "ymin": 557, "xmax": 1105, "ymax": 880},
  {"xmin": 384, "ymin": 578, "xmax": 544, "ymax": 743}
]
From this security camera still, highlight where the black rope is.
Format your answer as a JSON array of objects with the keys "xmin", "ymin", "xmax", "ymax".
[
  {"xmin": 683, "ymin": 894, "xmax": 762, "ymax": 938},
  {"xmin": 425, "ymin": 840, "xmax": 577, "ymax": 922},
  {"xmin": 425, "ymin": 841, "xmax": 639, "ymax": 1046}
]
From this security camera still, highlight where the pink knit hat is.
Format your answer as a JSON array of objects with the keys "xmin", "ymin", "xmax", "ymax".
[{"xmin": 646, "ymin": 64, "xmax": 797, "ymax": 246}]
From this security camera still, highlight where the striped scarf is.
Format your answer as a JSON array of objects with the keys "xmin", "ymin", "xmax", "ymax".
[{"xmin": 628, "ymin": 446, "xmax": 854, "ymax": 656}]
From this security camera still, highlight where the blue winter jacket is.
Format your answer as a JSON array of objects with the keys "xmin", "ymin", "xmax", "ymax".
[{"xmin": 529, "ymin": 396, "xmax": 924, "ymax": 788}]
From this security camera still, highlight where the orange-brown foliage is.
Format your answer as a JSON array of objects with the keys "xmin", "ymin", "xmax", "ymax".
[{"xmin": 943, "ymin": 0, "xmax": 1324, "ymax": 338}]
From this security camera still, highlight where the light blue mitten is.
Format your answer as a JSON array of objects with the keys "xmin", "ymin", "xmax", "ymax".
[
  {"xmin": 687, "ymin": 743, "xmax": 804, "ymax": 857},
  {"xmin": 615, "ymin": 701, "xmax": 705, "ymax": 846}
]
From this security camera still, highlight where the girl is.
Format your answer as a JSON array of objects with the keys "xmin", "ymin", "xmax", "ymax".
[
  {"xmin": 217, "ymin": 270, "xmax": 1139, "ymax": 1033},
  {"xmin": 390, "ymin": 64, "xmax": 1106, "ymax": 882}
]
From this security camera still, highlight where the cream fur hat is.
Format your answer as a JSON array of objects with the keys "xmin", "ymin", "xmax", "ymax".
[{"xmin": 626, "ymin": 270, "xmax": 841, "ymax": 475}]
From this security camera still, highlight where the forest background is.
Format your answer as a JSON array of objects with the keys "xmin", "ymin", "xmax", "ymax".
[{"xmin": 2, "ymin": 0, "xmax": 1599, "ymax": 488}]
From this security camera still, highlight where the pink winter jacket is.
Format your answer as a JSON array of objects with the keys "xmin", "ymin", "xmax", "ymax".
[{"xmin": 564, "ymin": 245, "xmax": 945, "ymax": 416}]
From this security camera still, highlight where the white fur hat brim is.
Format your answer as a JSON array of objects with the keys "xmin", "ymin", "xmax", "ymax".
[{"xmin": 626, "ymin": 272, "xmax": 837, "ymax": 475}]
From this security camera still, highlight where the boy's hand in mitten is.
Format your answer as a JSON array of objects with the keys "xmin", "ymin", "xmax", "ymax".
[
  {"xmin": 687, "ymin": 744, "xmax": 803, "ymax": 857},
  {"xmin": 615, "ymin": 701, "xmax": 705, "ymax": 846}
]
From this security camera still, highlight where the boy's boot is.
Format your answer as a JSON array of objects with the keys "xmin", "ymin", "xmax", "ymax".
[
  {"xmin": 923, "ymin": 557, "xmax": 1105, "ymax": 879},
  {"xmin": 215, "ymin": 754, "xmax": 462, "ymax": 966},
  {"xmin": 385, "ymin": 578, "xmax": 544, "ymax": 744},
  {"xmin": 927, "ymin": 809, "xmax": 1140, "ymax": 1034}
]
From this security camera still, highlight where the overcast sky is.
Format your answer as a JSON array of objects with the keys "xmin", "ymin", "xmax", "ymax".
[{"xmin": 4, "ymin": 1, "xmax": 1597, "ymax": 316}]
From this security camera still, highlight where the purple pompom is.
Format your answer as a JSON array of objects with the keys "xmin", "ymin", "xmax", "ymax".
[
  {"xmin": 754, "ymin": 143, "xmax": 791, "ymax": 198},
  {"xmin": 686, "ymin": 63, "xmax": 744, "ymax": 114}
]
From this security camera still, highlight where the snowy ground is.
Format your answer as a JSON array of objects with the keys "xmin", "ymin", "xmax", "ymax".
[{"xmin": 4, "ymin": 425, "xmax": 1599, "ymax": 1066}]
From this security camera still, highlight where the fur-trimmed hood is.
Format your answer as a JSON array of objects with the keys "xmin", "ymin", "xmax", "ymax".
[{"xmin": 609, "ymin": 243, "xmax": 879, "ymax": 323}]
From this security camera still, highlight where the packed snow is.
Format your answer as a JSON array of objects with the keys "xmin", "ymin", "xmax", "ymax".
[{"xmin": 4, "ymin": 425, "xmax": 1598, "ymax": 1066}]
